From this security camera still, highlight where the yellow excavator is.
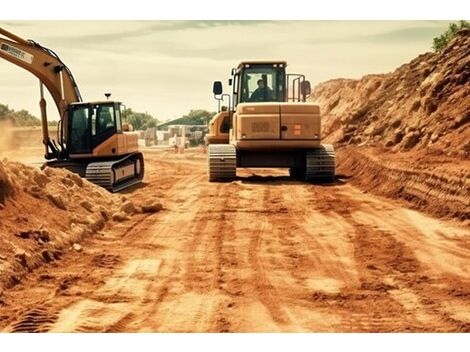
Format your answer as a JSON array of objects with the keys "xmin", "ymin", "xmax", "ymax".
[
  {"xmin": 0, "ymin": 27, "xmax": 144, "ymax": 192},
  {"xmin": 207, "ymin": 60, "xmax": 335, "ymax": 182}
]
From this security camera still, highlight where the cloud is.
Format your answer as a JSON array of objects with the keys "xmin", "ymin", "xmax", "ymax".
[{"xmin": 0, "ymin": 20, "xmax": 452, "ymax": 120}]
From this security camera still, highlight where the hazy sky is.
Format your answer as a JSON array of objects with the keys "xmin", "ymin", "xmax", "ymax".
[{"xmin": 0, "ymin": 20, "xmax": 451, "ymax": 121}]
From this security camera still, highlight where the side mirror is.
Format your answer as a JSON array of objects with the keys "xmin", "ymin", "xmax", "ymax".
[
  {"xmin": 213, "ymin": 81, "xmax": 223, "ymax": 95},
  {"xmin": 301, "ymin": 81, "xmax": 311, "ymax": 96}
]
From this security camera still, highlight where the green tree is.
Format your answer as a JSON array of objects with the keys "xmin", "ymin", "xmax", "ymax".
[
  {"xmin": 0, "ymin": 103, "xmax": 40, "ymax": 126},
  {"xmin": 432, "ymin": 20, "xmax": 470, "ymax": 52},
  {"xmin": 122, "ymin": 108, "xmax": 159, "ymax": 130}
]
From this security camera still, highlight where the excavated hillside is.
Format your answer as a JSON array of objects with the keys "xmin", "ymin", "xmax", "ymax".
[{"xmin": 310, "ymin": 29, "xmax": 470, "ymax": 220}]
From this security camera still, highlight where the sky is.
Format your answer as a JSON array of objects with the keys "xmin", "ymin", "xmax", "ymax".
[{"xmin": 0, "ymin": 20, "xmax": 452, "ymax": 122}]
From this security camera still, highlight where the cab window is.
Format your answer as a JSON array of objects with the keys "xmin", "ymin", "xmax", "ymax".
[
  {"xmin": 92, "ymin": 105, "xmax": 115, "ymax": 136},
  {"xmin": 240, "ymin": 65, "xmax": 284, "ymax": 103},
  {"xmin": 115, "ymin": 105, "xmax": 122, "ymax": 133}
]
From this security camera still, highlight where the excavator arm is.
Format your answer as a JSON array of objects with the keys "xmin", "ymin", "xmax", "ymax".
[{"xmin": 0, "ymin": 27, "xmax": 82, "ymax": 158}]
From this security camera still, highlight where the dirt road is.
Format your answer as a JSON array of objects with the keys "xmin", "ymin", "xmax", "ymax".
[{"xmin": 0, "ymin": 148, "xmax": 469, "ymax": 332}]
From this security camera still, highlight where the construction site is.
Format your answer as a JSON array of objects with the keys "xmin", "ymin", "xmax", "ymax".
[{"xmin": 0, "ymin": 23, "xmax": 469, "ymax": 333}]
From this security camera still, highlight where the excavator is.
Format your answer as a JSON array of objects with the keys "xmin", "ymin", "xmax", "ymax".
[
  {"xmin": 207, "ymin": 60, "xmax": 335, "ymax": 182},
  {"xmin": 0, "ymin": 27, "xmax": 144, "ymax": 192}
]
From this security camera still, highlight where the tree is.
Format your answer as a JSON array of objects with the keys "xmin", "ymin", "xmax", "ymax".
[
  {"xmin": 432, "ymin": 20, "xmax": 470, "ymax": 52},
  {"xmin": 0, "ymin": 103, "xmax": 40, "ymax": 126},
  {"xmin": 122, "ymin": 108, "xmax": 159, "ymax": 130}
]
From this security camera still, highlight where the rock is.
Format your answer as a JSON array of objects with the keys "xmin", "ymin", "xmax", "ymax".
[
  {"xmin": 112, "ymin": 212, "xmax": 129, "ymax": 222},
  {"xmin": 393, "ymin": 130, "xmax": 404, "ymax": 144},
  {"xmin": 352, "ymin": 136, "xmax": 362, "ymax": 144},
  {"xmin": 46, "ymin": 193, "xmax": 66, "ymax": 210},
  {"xmin": 385, "ymin": 140, "xmax": 394, "ymax": 147},
  {"xmin": 38, "ymin": 229, "xmax": 51, "ymax": 242},
  {"xmin": 337, "ymin": 129, "xmax": 353, "ymax": 143},
  {"xmin": 409, "ymin": 99, "xmax": 421, "ymax": 112},
  {"xmin": 99, "ymin": 207, "xmax": 110, "ymax": 221},
  {"xmin": 14, "ymin": 250, "xmax": 29, "ymax": 267},
  {"xmin": 363, "ymin": 125, "xmax": 375, "ymax": 135},
  {"xmin": 15, "ymin": 230, "xmax": 32, "ymax": 239},
  {"xmin": 62, "ymin": 177, "xmax": 75, "ymax": 188},
  {"xmin": 43, "ymin": 167, "xmax": 55, "ymax": 177},
  {"xmin": 89, "ymin": 217, "xmax": 105, "ymax": 232},
  {"xmin": 42, "ymin": 250, "xmax": 53, "ymax": 263},
  {"xmin": 69, "ymin": 215, "xmax": 90, "ymax": 226},
  {"xmin": 142, "ymin": 201, "xmax": 163, "ymax": 213},
  {"xmin": 68, "ymin": 173, "xmax": 83, "ymax": 188},
  {"xmin": 28, "ymin": 185, "xmax": 43, "ymax": 196},
  {"xmin": 391, "ymin": 119, "xmax": 401, "ymax": 128},
  {"xmin": 463, "ymin": 141, "xmax": 470, "ymax": 152},
  {"xmin": 80, "ymin": 200, "xmax": 94, "ymax": 212},
  {"xmin": 430, "ymin": 131, "xmax": 440, "ymax": 143},
  {"xmin": 120, "ymin": 201, "xmax": 136, "ymax": 215},
  {"xmin": 401, "ymin": 131, "xmax": 421, "ymax": 150},
  {"xmin": 72, "ymin": 243, "xmax": 83, "ymax": 252},
  {"xmin": 425, "ymin": 100, "xmax": 437, "ymax": 115},
  {"xmin": 33, "ymin": 172, "xmax": 49, "ymax": 187}
]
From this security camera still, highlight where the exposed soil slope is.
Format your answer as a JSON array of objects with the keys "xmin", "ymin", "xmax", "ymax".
[
  {"xmin": 310, "ymin": 30, "xmax": 469, "ymax": 219},
  {"xmin": 311, "ymin": 29, "xmax": 470, "ymax": 157}
]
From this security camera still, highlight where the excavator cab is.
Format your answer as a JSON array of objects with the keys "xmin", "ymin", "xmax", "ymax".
[{"xmin": 68, "ymin": 102, "xmax": 123, "ymax": 156}]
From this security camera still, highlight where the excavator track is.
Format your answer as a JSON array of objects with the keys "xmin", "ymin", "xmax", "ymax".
[
  {"xmin": 85, "ymin": 152, "xmax": 144, "ymax": 192},
  {"xmin": 289, "ymin": 145, "xmax": 335, "ymax": 183},
  {"xmin": 208, "ymin": 144, "xmax": 237, "ymax": 182},
  {"xmin": 304, "ymin": 144, "xmax": 335, "ymax": 183}
]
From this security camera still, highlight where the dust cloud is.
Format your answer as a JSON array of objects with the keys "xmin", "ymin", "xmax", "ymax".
[{"xmin": 0, "ymin": 120, "xmax": 17, "ymax": 155}]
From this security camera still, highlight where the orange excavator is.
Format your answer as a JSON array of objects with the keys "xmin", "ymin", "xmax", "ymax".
[{"xmin": 0, "ymin": 27, "xmax": 144, "ymax": 192}]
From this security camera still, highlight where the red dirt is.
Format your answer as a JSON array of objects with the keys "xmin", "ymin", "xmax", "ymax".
[
  {"xmin": 0, "ymin": 150, "xmax": 469, "ymax": 332},
  {"xmin": 311, "ymin": 29, "xmax": 470, "ymax": 158},
  {"xmin": 0, "ymin": 159, "xmax": 160, "ymax": 291},
  {"xmin": 336, "ymin": 146, "xmax": 470, "ymax": 221},
  {"xmin": 310, "ymin": 29, "xmax": 469, "ymax": 222}
]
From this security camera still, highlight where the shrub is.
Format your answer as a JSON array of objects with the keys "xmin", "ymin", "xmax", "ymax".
[{"xmin": 432, "ymin": 20, "xmax": 470, "ymax": 52}]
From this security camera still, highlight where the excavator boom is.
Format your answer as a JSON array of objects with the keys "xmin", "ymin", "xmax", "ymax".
[
  {"xmin": 0, "ymin": 27, "xmax": 82, "ymax": 158},
  {"xmin": 0, "ymin": 27, "xmax": 82, "ymax": 111},
  {"xmin": 0, "ymin": 27, "xmax": 145, "ymax": 192}
]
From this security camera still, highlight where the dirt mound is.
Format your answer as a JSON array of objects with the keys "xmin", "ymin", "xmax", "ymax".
[
  {"xmin": 0, "ymin": 159, "xmax": 161, "ymax": 290},
  {"xmin": 0, "ymin": 162, "xmax": 15, "ymax": 205},
  {"xmin": 336, "ymin": 146, "xmax": 470, "ymax": 221},
  {"xmin": 311, "ymin": 29, "xmax": 470, "ymax": 158}
]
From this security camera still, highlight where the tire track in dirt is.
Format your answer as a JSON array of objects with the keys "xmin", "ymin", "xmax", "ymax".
[
  {"xmin": 1, "ymin": 151, "xmax": 469, "ymax": 332},
  {"xmin": 247, "ymin": 187, "xmax": 292, "ymax": 326},
  {"xmin": 52, "ymin": 173, "xmax": 208, "ymax": 333},
  {"xmin": 306, "ymin": 186, "xmax": 470, "ymax": 332},
  {"xmin": 1, "ymin": 156, "xmax": 203, "ymax": 333}
]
